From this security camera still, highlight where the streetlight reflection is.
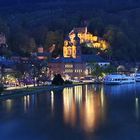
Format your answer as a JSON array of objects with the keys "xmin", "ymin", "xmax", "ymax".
[
  {"xmin": 24, "ymin": 95, "xmax": 30, "ymax": 112},
  {"xmin": 135, "ymin": 97, "xmax": 139, "ymax": 120}
]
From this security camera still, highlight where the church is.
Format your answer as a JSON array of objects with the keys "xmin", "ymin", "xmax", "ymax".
[
  {"xmin": 48, "ymin": 30, "xmax": 110, "ymax": 80},
  {"xmin": 63, "ymin": 32, "xmax": 81, "ymax": 59}
]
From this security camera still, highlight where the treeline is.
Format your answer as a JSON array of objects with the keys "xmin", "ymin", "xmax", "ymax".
[{"xmin": 0, "ymin": 1, "xmax": 140, "ymax": 61}]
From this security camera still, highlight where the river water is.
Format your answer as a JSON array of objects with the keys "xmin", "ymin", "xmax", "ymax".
[{"xmin": 0, "ymin": 84, "xmax": 140, "ymax": 140}]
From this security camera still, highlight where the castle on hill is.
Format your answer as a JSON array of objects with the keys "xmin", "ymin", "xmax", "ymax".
[
  {"xmin": 47, "ymin": 27, "xmax": 110, "ymax": 79},
  {"xmin": 66, "ymin": 27, "xmax": 109, "ymax": 51}
]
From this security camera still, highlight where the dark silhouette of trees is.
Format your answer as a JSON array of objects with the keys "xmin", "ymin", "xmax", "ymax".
[
  {"xmin": 0, "ymin": 83, "xmax": 4, "ymax": 94},
  {"xmin": 52, "ymin": 74, "xmax": 64, "ymax": 86},
  {"xmin": 0, "ymin": 1, "xmax": 140, "ymax": 61}
]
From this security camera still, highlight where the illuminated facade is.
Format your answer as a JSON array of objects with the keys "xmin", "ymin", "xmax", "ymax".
[
  {"xmin": 48, "ymin": 27, "xmax": 110, "ymax": 79},
  {"xmin": 48, "ymin": 58, "xmax": 86, "ymax": 79},
  {"xmin": 68, "ymin": 27, "xmax": 109, "ymax": 51},
  {"xmin": 48, "ymin": 54, "xmax": 110, "ymax": 79},
  {"xmin": 63, "ymin": 33, "xmax": 81, "ymax": 58}
]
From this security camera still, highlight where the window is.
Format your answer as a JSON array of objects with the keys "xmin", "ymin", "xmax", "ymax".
[{"xmin": 65, "ymin": 64, "xmax": 73, "ymax": 68}]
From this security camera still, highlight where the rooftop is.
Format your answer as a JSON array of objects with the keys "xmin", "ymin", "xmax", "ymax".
[
  {"xmin": 69, "ymin": 27, "xmax": 87, "ymax": 35},
  {"xmin": 49, "ymin": 55, "xmax": 109, "ymax": 63}
]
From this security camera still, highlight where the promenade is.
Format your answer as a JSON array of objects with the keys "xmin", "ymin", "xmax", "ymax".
[{"xmin": 0, "ymin": 83, "xmax": 85, "ymax": 101}]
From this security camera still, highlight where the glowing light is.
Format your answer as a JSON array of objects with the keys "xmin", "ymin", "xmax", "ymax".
[
  {"xmin": 51, "ymin": 91, "xmax": 54, "ymax": 112},
  {"xmin": 62, "ymin": 85, "xmax": 107, "ymax": 132},
  {"xmin": 64, "ymin": 27, "xmax": 109, "ymax": 58},
  {"xmin": 5, "ymin": 99, "xmax": 13, "ymax": 112},
  {"xmin": 74, "ymin": 86, "xmax": 82, "ymax": 106},
  {"xmin": 24, "ymin": 95, "xmax": 30, "ymax": 112},
  {"xmin": 135, "ymin": 98, "xmax": 139, "ymax": 119},
  {"xmin": 63, "ymin": 87, "xmax": 76, "ymax": 126}
]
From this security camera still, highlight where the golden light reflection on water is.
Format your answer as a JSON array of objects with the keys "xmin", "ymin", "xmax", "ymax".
[
  {"xmin": 63, "ymin": 85, "xmax": 107, "ymax": 133},
  {"xmin": 5, "ymin": 99, "xmax": 13, "ymax": 112},
  {"xmin": 63, "ymin": 88, "xmax": 76, "ymax": 127},
  {"xmin": 51, "ymin": 91, "xmax": 54, "ymax": 112},
  {"xmin": 24, "ymin": 95, "xmax": 30, "ymax": 112},
  {"xmin": 135, "ymin": 97, "xmax": 139, "ymax": 120}
]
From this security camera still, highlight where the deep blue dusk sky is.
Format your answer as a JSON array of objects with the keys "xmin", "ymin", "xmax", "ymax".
[{"xmin": 0, "ymin": 0, "xmax": 138, "ymax": 7}]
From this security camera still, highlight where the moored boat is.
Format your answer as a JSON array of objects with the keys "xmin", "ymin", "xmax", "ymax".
[
  {"xmin": 103, "ymin": 74, "xmax": 135, "ymax": 85},
  {"xmin": 135, "ymin": 73, "xmax": 140, "ymax": 82}
]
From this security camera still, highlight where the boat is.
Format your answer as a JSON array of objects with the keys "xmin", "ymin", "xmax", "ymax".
[
  {"xmin": 103, "ymin": 74, "xmax": 135, "ymax": 85},
  {"xmin": 135, "ymin": 73, "xmax": 140, "ymax": 82},
  {"xmin": 80, "ymin": 76, "xmax": 94, "ymax": 83},
  {"xmin": 121, "ymin": 75, "xmax": 135, "ymax": 84}
]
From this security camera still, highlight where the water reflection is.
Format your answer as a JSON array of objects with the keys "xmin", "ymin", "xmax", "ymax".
[
  {"xmin": 135, "ymin": 98, "xmax": 139, "ymax": 120},
  {"xmin": 103, "ymin": 84, "xmax": 136, "ymax": 96},
  {"xmin": 63, "ymin": 87, "xmax": 77, "ymax": 127},
  {"xmin": 5, "ymin": 99, "xmax": 13, "ymax": 112},
  {"xmin": 1, "ymin": 84, "xmax": 140, "ymax": 140},
  {"xmin": 51, "ymin": 91, "xmax": 54, "ymax": 114},
  {"xmin": 63, "ymin": 85, "xmax": 107, "ymax": 133},
  {"xmin": 24, "ymin": 95, "xmax": 30, "ymax": 112}
]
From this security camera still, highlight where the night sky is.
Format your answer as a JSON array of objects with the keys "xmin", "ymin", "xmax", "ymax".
[{"xmin": 0, "ymin": 0, "xmax": 139, "ymax": 7}]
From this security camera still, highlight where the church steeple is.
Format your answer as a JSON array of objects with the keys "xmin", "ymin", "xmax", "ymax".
[
  {"xmin": 73, "ymin": 32, "xmax": 80, "ymax": 46},
  {"xmin": 63, "ymin": 32, "xmax": 82, "ymax": 59},
  {"xmin": 73, "ymin": 32, "xmax": 81, "ymax": 58}
]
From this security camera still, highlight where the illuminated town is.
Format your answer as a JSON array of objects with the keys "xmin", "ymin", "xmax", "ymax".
[
  {"xmin": 0, "ymin": 27, "xmax": 110, "ymax": 87},
  {"xmin": 0, "ymin": 1, "xmax": 140, "ymax": 140},
  {"xmin": 68, "ymin": 27, "xmax": 109, "ymax": 51}
]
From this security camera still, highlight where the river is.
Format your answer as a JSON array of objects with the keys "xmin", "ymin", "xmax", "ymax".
[{"xmin": 0, "ymin": 84, "xmax": 140, "ymax": 140}]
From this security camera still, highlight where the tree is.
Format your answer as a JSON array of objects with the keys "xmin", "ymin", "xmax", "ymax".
[
  {"xmin": 0, "ymin": 18, "xmax": 9, "ymax": 35},
  {"xmin": 0, "ymin": 83, "xmax": 4, "ymax": 94},
  {"xmin": 45, "ymin": 30, "xmax": 64, "ymax": 51},
  {"xmin": 90, "ymin": 63, "xmax": 104, "ymax": 79},
  {"xmin": 28, "ymin": 38, "xmax": 36, "ymax": 53},
  {"xmin": 90, "ymin": 63, "xmax": 116, "ymax": 79},
  {"xmin": 88, "ymin": 18, "xmax": 105, "ymax": 36},
  {"xmin": 103, "ymin": 65, "xmax": 116, "ymax": 74},
  {"xmin": 52, "ymin": 74, "xmax": 64, "ymax": 85}
]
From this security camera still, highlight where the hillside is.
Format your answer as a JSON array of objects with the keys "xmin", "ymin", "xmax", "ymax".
[{"xmin": 0, "ymin": 1, "xmax": 140, "ymax": 61}]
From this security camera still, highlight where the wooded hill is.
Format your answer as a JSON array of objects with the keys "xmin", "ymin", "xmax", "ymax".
[{"xmin": 0, "ymin": 1, "xmax": 140, "ymax": 61}]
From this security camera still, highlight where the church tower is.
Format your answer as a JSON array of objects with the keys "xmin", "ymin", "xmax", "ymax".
[
  {"xmin": 63, "ymin": 36, "xmax": 72, "ymax": 58},
  {"xmin": 73, "ymin": 32, "xmax": 81, "ymax": 58},
  {"xmin": 63, "ymin": 33, "xmax": 81, "ymax": 59}
]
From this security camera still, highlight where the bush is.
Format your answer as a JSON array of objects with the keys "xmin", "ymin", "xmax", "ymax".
[
  {"xmin": 52, "ymin": 74, "xmax": 64, "ymax": 86},
  {"xmin": 64, "ymin": 80, "xmax": 73, "ymax": 85}
]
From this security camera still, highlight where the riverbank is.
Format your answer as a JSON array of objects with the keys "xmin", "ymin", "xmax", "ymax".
[{"xmin": 0, "ymin": 83, "xmax": 86, "ymax": 101}]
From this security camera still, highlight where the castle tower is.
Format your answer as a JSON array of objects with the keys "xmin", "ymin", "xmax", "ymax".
[
  {"xmin": 73, "ymin": 32, "xmax": 81, "ymax": 58},
  {"xmin": 63, "ymin": 36, "xmax": 72, "ymax": 58},
  {"xmin": 63, "ymin": 33, "xmax": 82, "ymax": 59},
  {"xmin": 72, "ymin": 45, "xmax": 76, "ymax": 58}
]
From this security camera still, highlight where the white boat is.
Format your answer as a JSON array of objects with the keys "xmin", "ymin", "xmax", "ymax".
[
  {"xmin": 135, "ymin": 73, "xmax": 140, "ymax": 82},
  {"xmin": 80, "ymin": 76, "xmax": 94, "ymax": 83},
  {"xmin": 121, "ymin": 75, "xmax": 135, "ymax": 84},
  {"xmin": 104, "ymin": 74, "xmax": 135, "ymax": 85}
]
